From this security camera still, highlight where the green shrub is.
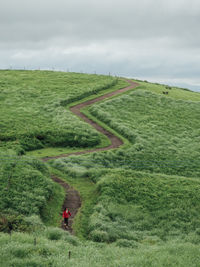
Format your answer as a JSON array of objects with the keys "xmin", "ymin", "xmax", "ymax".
[
  {"xmin": 195, "ymin": 228, "xmax": 200, "ymax": 235},
  {"xmin": 184, "ymin": 232, "xmax": 200, "ymax": 244},
  {"xmin": 9, "ymin": 257, "xmax": 53, "ymax": 267},
  {"xmin": 62, "ymin": 231, "xmax": 80, "ymax": 246},
  {"xmin": 45, "ymin": 227, "xmax": 63, "ymax": 241},
  {"xmin": 24, "ymin": 216, "xmax": 45, "ymax": 232},
  {"xmin": 11, "ymin": 244, "xmax": 33, "ymax": 258},
  {"xmin": 115, "ymin": 239, "xmax": 138, "ymax": 248},
  {"xmin": 0, "ymin": 214, "xmax": 45, "ymax": 234},
  {"xmin": 84, "ymin": 170, "xmax": 200, "ymax": 243},
  {"xmin": 0, "ymin": 213, "xmax": 29, "ymax": 233},
  {"xmin": 89, "ymin": 230, "xmax": 109, "ymax": 242},
  {"xmin": 0, "ymin": 153, "xmax": 54, "ymax": 218}
]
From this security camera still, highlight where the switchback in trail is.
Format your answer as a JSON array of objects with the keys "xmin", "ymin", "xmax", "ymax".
[
  {"xmin": 43, "ymin": 79, "xmax": 139, "ymax": 233},
  {"xmin": 42, "ymin": 79, "xmax": 138, "ymax": 161}
]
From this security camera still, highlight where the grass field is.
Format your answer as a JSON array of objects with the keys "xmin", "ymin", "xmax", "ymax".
[
  {"xmin": 0, "ymin": 70, "xmax": 127, "ymax": 154},
  {"xmin": 73, "ymin": 85, "xmax": 200, "ymax": 178},
  {"xmin": 1, "ymin": 230, "xmax": 200, "ymax": 267},
  {"xmin": 0, "ymin": 152, "xmax": 53, "ymax": 217},
  {"xmin": 89, "ymin": 169, "xmax": 200, "ymax": 242},
  {"xmin": 50, "ymin": 162, "xmax": 200, "ymax": 242},
  {"xmin": 1, "ymin": 71, "xmax": 200, "ymax": 266},
  {"xmin": 136, "ymin": 80, "xmax": 200, "ymax": 101}
]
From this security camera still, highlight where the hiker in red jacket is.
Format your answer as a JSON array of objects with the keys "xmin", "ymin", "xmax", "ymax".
[{"xmin": 62, "ymin": 207, "xmax": 71, "ymax": 229}]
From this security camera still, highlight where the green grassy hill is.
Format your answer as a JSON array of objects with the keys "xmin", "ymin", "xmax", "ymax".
[
  {"xmin": 86, "ymin": 88, "xmax": 200, "ymax": 177},
  {"xmin": 1, "ymin": 70, "xmax": 200, "ymax": 266},
  {"xmin": 0, "ymin": 70, "xmax": 127, "ymax": 153}
]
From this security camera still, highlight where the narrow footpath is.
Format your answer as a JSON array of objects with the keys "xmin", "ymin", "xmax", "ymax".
[
  {"xmin": 42, "ymin": 79, "xmax": 138, "ymax": 161},
  {"xmin": 51, "ymin": 175, "xmax": 81, "ymax": 234},
  {"xmin": 43, "ymin": 79, "xmax": 139, "ymax": 233}
]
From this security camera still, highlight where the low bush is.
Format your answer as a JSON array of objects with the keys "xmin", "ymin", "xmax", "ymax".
[
  {"xmin": 86, "ymin": 170, "xmax": 200, "ymax": 243},
  {"xmin": 45, "ymin": 227, "xmax": 63, "ymax": 241},
  {"xmin": 0, "ymin": 152, "xmax": 54, "ymax": 223},
  {"xmin": 11, "ymin": 244, "xmax": 34, "ymax": 259},
  {"xmin": 89, "ymin": 230, "xmax": 109, "ymax": 242},
  {"xmin": 0, "ymin": 213, "xmax": 29, "ymax": 233},
  {"xmin": 62, "ymin": 231, "xmax": 80, "ymax": 246},
  {"xmin": 115, "ymin": 239, "xmax": 138, "ymax": 248}
]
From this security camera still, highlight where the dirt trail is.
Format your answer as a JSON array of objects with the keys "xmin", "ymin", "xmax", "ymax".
[
  {"xmin": 44, "ymin": 79, "xmax": 139, "ymax": 233},
  {"xmin": 42, "ymin": 79, "xmax": 138, "ymax": 161},
  {"xmin": 51, "ymin": 175, "xmax": 81, "ymax": 234}
]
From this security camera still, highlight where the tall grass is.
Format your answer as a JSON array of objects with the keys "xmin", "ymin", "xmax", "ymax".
[
  {"xmin": 0, "ymin": 70, "xmax": 126, "ymax": 153},
  {"xmin": 84, "ymin": 89, "xmax": 200, "ymax": 177},
  {"xmin": 0, "ymin": 151, "xmax": 59, "ymax": 230},
  {"xmin": 1, "ymin": 74, "xmax": 200, "ymax": 266},
  {"xmin": 136, "ymin": 80, "xmax": 200, "ymax": 101},
  {"xmin": 51, "ymin": 159, "xmax": 200, "ymax": 245},
  {"xmin": 88, "ymin": 169, "xmax": 200, "ymax": 243},
  {"xmin": 50, "ymin": 81, "xmax": 200, "ymax": 252},
  {"xmin": 1, "ymin": 230, "xmax": 200, "ymax": 267}
]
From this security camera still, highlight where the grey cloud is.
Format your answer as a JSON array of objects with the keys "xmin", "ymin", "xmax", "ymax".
[
  {"xmin": 0, "ymin": 0, "xmax": 200, "ymax": 91},
  {"xmin": 1, "ymin": 0, "xmax": 200, "ymax": 45}
]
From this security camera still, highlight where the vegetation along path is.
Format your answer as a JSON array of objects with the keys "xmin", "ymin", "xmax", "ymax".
[
  {"xmin": 51, "ymin": 175, "xmax": 81, "ymax": 234},
  {"xmin": 43, "ymin": 79, "xmax": 139, "ymax": 161},
  {"xmin": 43, "ymin": 79, "xmax": 139, "ymax": 232}
]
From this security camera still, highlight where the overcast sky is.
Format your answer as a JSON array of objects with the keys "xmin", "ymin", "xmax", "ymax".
[{"xmin": 0, "ymin": 0, "xmax": 200, "ymax": 91}]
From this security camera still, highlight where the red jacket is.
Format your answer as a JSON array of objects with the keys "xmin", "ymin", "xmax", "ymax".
[{"xmin": 63, "ymin": 209, "xmax": 71, "ymax": 218}]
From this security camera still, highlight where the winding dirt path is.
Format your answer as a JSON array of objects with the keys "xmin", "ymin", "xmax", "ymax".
[
  {"xmin": 44, "ymin": 79, "xmax": 139, "ymax": 233},
  {"xmin": 42, "ymin": 79, "xmax": 138, "ymax": 161}
]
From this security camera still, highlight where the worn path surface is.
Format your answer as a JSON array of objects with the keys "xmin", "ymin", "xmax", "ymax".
[
  {"xmin": 43, "ymin": 79, "xmax": 139, "ymax": 233},
  {"xmin": 42, "ymin": 79, "xmax": 138, "ymax": 161},
  {"xmin": 51, "ymin": 175, "xmax": 81, "ymax": 234}
]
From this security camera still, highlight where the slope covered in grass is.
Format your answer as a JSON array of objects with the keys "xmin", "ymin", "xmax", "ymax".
[
  {"xmin": 1, "ymin": 164, "xmax": 200, "ymax": 266},
  {"xmin": 0, "ymin": 152, "xmax": 53, "ymax": 216},
  {"xmin": 0, "ymin": 70, "xmax": 127, "ymax": 153},
  {"xmin": 1, "ymin": 229, "xmax": 200, "ymax": 267},
  {"xmin": 50, "ymin": 161, "xmax": 200, "ymax": 244},
  {"xmin": 50, "ymin": 79, "xmax": 200, "ymax": 264},
  {"xmin": 0, "ymin": 151, "xmax": 65, "ymax": 233},
  {"xmin": 136, "ymin": 80, "xmax": 200, "ymax": 101},
  {"xmin": 1, "ymin": 73, "xmax": 200, "ymax": 266},
  {"xmin": 77, "ymin": 87, "xmax": 200, "ymax": 178},
  {"xmin": 88, "ymin": 169, "xmax": 200, "ymax": 243}
]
